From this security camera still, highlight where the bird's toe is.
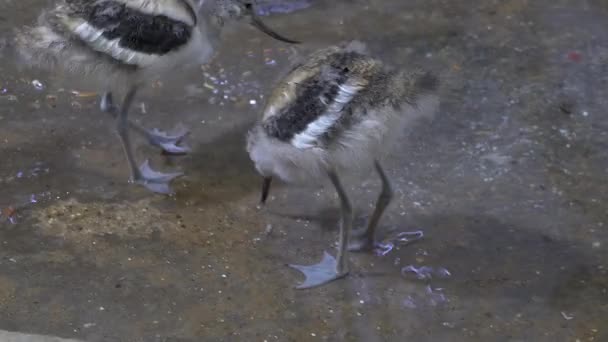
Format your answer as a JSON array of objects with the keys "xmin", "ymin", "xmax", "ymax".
[
  {"xmin": 148, "ymin": 124, "xmax": 191, "ymax": 155},
  {"xmin": 132, "ymin": 160, "xmax": 183, "ymax": 195},
  {"xmin": 289, "ymin": 251, "xmax": 348, "ymax": 289}
]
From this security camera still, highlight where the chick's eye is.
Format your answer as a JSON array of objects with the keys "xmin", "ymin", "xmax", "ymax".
[{"xmin": 245, "ymin": 3, "xmax": 253, "ymax": 10}]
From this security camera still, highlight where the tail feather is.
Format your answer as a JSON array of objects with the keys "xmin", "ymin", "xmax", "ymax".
[
  {"xmin": 400, "ymin": 70, "xmax": 441, "ymax": 121},
  {"xmin": 14, "ymin": 24, "xmax": 136, "ymax": 89},
  {"xmin": 14, "ymin": 25, "xmax": 64, "ymax": 71},
  {"xmin": 415, "ymin": 71, "xmax": 439, "ymax": 94}
]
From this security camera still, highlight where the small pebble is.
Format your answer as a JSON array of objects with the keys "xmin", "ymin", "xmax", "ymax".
[
  {"xmin": 561, "ymin": 311, "xmax": 574, "ymax": 320},
  {"xmin": 32, "ymin": 79, "xmax": 44, "ymax": 90},
  {"xmin": 567, "ymin": 51, "xmax": 582, "ymax": 62}
]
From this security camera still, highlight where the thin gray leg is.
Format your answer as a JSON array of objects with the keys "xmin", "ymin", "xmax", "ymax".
[
  {"xmin": 329, "ymin": 170, "xmax": 353, "ymax": 274},
  {"xmin": 111, "ymin": 88, "xmax": 183, "ymax": 194},
  {"xmin": 115, "ymin": 87, "xmax": 141, "ymax": 181},
  {"xmin": 101, "ymin": 92, "xmax": 190, "ymax": 154},
  {"xmin": 366, "ymin": 160, "xmax": 394, "ymax": 241},
  {"xmin": 289, "ymin": 170, "xmax": 352, "ymax": 289},
  {"xmin": 349, "ymin": 160, "xmax": 394, "ymax": 251},
  {"xmin": 349, "ymin": 160, "xmax": 423, "ymax": 253}
]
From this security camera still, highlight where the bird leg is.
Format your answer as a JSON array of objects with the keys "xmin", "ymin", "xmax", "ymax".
[
  {"xmin": 101, "ymin": 92, "xmax": 191, "ymax": 154},
  {"xmin": 112, "ymin": 87, "xmax": 183, "ymax": 194},
  {"xmin": 349, "ymin": 160, "xmax": 423, "ymax": 253},
  {"xmin": 289, "ymin": 170, "xmax": 352, "ymax": 289}
]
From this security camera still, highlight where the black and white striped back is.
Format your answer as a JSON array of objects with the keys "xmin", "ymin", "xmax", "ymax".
[
  {"xmin": 54, "ymin": 0, "xmax": 199, "ymax": 67},
  {"xmin": 261, "ymin": 50, "xmax": 381, "ymax": 149}
]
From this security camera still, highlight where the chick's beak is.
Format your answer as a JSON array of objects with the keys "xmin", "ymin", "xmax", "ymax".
[
  {"xmin": 260, "ymin": 176, "xmax": 272, "ymax": 205},
  {"xmin": 245, "ymin": 3, "xmax": 300, "ymax": 44}
]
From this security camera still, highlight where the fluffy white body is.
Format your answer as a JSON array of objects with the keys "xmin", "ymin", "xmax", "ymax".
[
  {"xmin": 247, "ymin": 43, "xmax": 439, "ymax": 186},
  {"xmin": 14, "ymin": 0, "xmax": 300, "ymax": 194},
  {"xmin": 248, "ymin": 94, "xmax": 439, "ymax": 185},
  {"xmin": 247, "ymin": 42, "xmax": 440, "ymax": 289},
  {"xmin": 15, "ymin": 0, "xmax": 213, "ymax": 89}
]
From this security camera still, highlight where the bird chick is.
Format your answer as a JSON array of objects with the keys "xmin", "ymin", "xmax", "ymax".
[
  {"xmin": 247, "ymin": 41, "xmax": 439, "ymax": 288},
  {"xmin": 15, "ymin": 0, "xmax": 299, "ymax": 194}
]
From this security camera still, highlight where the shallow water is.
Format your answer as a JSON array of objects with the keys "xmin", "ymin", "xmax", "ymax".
[{"xmin": 0, "ymin": 0, "xmax": 607, "ymax": 341}]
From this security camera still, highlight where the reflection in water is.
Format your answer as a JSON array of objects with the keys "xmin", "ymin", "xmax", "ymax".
[
  {"xmin": 403, "ymin": 286, "xmax": 449, "ymax": 309},
  {"xmin": 375, "ymin": 230, "xmax": 424, "ymax": 256},
  {"xmin": 401, "ymin": 265, "xmax": 451, "ymax": 280}
]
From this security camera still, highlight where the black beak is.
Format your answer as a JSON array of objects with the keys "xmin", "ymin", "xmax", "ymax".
[
  {"xmin": 248, "ymin": 7, "xmax": 300, "ymax": 44},
  {"xmin": 260, "ymin": 177, "xmax": 272, "ymax": 204}
]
